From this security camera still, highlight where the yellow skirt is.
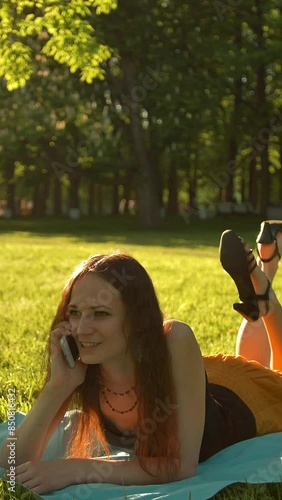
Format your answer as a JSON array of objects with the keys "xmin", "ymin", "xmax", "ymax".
[{"xmin": 203, "ymin": 354, "xmax": 282, "ymax": 436}]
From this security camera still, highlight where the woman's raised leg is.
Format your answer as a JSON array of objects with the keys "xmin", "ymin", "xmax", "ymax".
[
  {"xmin": 235, "ymin": 231, "xmax": 282, "ymax": 368},
  {"xmin": 236, "ymin": 318, "xmax": 271, "ymax": 367},
  {"xmin": 250, "ymin": 260, "xmax": 282, "ymax": 371}
]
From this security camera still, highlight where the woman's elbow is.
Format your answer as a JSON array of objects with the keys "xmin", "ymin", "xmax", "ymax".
[{"xmin": 176, "ymin": 460, "xmax": 198, "ymax": 481}]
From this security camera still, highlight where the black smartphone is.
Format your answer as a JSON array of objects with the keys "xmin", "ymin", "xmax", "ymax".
[{"xmin": 60, "ymin": 335, "xmax": 79, "ymax": 368}]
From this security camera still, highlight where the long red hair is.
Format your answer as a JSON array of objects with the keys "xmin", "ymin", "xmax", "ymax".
[{"xmin": 44, "ymin": 251, "xmax": 179, "ymax": 479}]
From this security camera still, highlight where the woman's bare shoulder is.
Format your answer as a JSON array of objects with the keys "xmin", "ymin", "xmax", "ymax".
[
  {"xmin": 164, "ymin": 318, "xmax": 203, "ymax": 368},
  {"xmin": 163, "ymin": 318, "xmax": 196, "ymax": 342}
]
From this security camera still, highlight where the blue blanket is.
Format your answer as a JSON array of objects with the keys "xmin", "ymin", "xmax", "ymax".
[{"xmin": 1, "ymin": 413, "xmax": 282, "ymax": 500}]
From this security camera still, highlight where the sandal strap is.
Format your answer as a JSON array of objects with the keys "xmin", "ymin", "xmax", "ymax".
[
  {"xmin": 255, "ymin": 279, "xmax": 271, "ymax": 316},
  {"xmin": 247, "ymin": 250, "xmax": 257, "ymax": 274},
  {"xmin": 256, "ymin": 241, "xmax": 281, "ymax": 263},
  {"xmin": 248, "ymin": 249, "xmax": 270, "ymax": 316}
]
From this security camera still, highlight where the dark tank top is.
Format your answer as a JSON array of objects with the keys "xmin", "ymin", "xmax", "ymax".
[{"xmin": 101, "ymin": 372, "xmax": 257, "ymax": 462}]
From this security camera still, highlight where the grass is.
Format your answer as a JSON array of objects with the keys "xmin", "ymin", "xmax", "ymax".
[
  {"xmin": 0, "ymin": 214, "xmax": 281, "ymax": 499},
  {"xmin": 0, "ymin": 480, "xmax": 41, "ymax": 499}
]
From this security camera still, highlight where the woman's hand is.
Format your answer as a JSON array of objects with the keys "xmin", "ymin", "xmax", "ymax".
[
  {"xmin": 48, "ymin": 321, "xmax": 87, "ymax": 393},
  {"xmin": 14, "ymin": 459, "xmax": 77, "ymax": 494}
]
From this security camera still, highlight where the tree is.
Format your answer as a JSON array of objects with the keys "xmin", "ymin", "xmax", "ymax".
[{"xmin": 0, "ymin": 0, "xmax": 116, "ymax": 90}]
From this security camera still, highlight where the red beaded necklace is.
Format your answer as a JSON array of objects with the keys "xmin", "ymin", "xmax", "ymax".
[{"xmin": 99, "ymin": 377, "xmax": 138, "ymax": 415}]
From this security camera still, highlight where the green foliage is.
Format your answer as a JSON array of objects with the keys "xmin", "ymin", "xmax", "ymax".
[
  {"xmin": 0, "ymin": 40, "xmax": 33, "ymax": 91},
  {"xmin": 0, "ymin": 0, "xmax": 117, "ymax": 89},
  {"xmin": 90, "ymin": 0, "xmax": 118, "ymax": 15}
]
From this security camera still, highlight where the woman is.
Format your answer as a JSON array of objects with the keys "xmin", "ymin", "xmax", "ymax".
[{"xmin": 1, "ymin": 226, "xmax": 282, "ymax": 495}]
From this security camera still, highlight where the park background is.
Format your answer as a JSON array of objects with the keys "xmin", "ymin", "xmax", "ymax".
[
  {"xmin": 1, "ymin": 1, "xmax": 282, "ymax": 499},
  {"xmin": 0, "ymin": 0, "xmax": 282, "ymax": 225}
]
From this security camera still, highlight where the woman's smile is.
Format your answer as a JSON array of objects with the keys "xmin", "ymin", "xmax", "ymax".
[{"xmin": 79, "ymin": 341, "xmax": 102, "ymax": 349}]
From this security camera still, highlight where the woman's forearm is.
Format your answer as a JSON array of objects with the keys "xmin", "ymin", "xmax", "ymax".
[
  {"xmin": 72, "ymin": 456, "xmax": 195, "ymax": 486},
  {"xmin": 12, "ymin": 455, "xmax": 194, "ymax": 495},
  {"xmin": 0, "ymin": 384, "xmax": 71, "ymax": 467}
]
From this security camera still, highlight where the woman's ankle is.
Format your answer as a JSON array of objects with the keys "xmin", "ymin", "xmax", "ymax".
[
  {"xmin": 249, "ymin": 264, "xmax": 271, "ymax": 317},
  {"xmin": 257, "ymin": 241, "xmax": 279, "ymax": 282},
  {"xmin": 267, "ymin": 288, "xmax": 280, "ymax": 316}
]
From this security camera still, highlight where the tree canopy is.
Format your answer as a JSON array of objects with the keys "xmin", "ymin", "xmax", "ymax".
[{"xmin": 0, "ymin": 0, "xmax": 281, "ymax": 226}]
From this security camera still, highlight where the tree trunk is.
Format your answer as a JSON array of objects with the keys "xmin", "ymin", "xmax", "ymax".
[
  {"xmin": 226, "ymin": 28, "xmax": 242, "ymax": 202},
  {"xmin": 111, "ymin": 173, "xmax": 119, "ymax": 215},
  {"xmin": 68, "ymin": 169, "xmax": 81, "ymax": 210},
  {"xmin": 40, "ymin": 176, "xmax": 50, "ymax": 216},
  {"xmin": 97, "ymin": 184, "xmax": 103, "ymax": 215},
  {"xmin": 33, "ymin": 179, "xmax": 49, "ymax": 217},
  {"xmin": 248, "ymin": 148, "xmax": 258, "ymax": 210},
  {"xmin": 260, "ymin": 130, "xmax": 270, "ymax": 216},
  {"xmin": 188, "ymin": 172, "xmax": 198, "ymax": 210},
  {"xmin": 88, "ymin": 180, "xmax": 95, "ymax": 216},
  {"xmin": 121, "ymin": 54, "xmax": 161, "ymax": 228},
  {"xmin": 53, "ymin": 177, "xmax": 62, "ymax": 216},
  {"xmin": 255, "ymin": 0, "xmax": 270, "ymax": 216},
  {"xmin": 167, "ymin": 162, "xmax": 178, "ymax": 216},
  {"xmin": 6, "ymin": 164, "xmax": 16, "ymax": 217},
  {"xmin": 225, "ymin": 136, "xmax": 238, "ymax": 202},
  {"xmin": 219, "ymin": 188, "xmax": 224, "ymax": 202},
  {"xmin": 240, "ymin": 174, "xmax": 245, "ymax": 202},
  {"xmin": 32, "ymin": 181, "xmax": 41, "ymax": 216},
  {"xmin": 188, "ymin": 150, "xmax": 199, "ymax": 210},
  {"xmin": 122, "ymin": 169, "xmax": 134, "ymax": 214},
  {"xmin": 122, "ymin": 181, "xmax": 130, "ymax": 214},
  {"xmin": 149, "ymin": 147, "xmax": 163, "ymax": 208}
]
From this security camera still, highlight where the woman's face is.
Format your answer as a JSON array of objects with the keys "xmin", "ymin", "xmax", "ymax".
[{"xmin": 67, "ymin": 272, "xmax": 131, "ymax": 366}]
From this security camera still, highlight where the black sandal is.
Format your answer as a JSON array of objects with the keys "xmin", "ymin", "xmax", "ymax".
[
  {"xmin": 219, "ymin": 230, "xmax": 270, "ymax": 322},
  {"xmin": 256, "ymin": 220, "xmax": 282, "ymax": 263}
]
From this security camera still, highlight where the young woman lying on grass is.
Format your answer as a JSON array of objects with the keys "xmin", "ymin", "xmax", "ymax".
[{"xmin": 1, "ymin": 222, "xmax": 282, "ymax": 495}]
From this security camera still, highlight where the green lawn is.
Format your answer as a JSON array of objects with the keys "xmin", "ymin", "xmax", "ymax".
[{"xmin": 0, "ymin": 215, "xmax": 281, "ymax": 499}]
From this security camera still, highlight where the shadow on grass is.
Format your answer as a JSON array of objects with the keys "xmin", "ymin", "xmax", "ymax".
[{"xmin": 0, "ymin": 215, "xmax": 263, "ymax": 248}]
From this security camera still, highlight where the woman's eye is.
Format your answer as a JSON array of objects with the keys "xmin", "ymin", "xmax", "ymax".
[
  {"xmin": 68, "ymin": 310, "xmax": 80, "ymax": 317},
  {"xmin": 95, "ymin": 311, "xmax": 109, "ymax": 317}
]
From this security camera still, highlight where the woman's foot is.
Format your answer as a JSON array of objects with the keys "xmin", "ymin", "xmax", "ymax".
[
  {"xmin": 219, "ymin": 230, "xmax": 271, "ymax": 322},
  {"xmin": 256, "ymin": 221, "xmax": 282, "ymax": 283},
  {"xmin": 257, "ymin": 233, "xmax": 282, "ymax": 283}
]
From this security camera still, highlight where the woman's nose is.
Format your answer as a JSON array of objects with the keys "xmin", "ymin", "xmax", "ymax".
[{"xmin": 76, "ymin": 315, "xmax": 94, "ymax": 335}]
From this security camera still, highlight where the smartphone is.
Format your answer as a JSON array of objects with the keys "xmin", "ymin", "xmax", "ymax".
[{"xmin": 60, "ymin": 335, "xmax": 79, "ymax": 368}]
